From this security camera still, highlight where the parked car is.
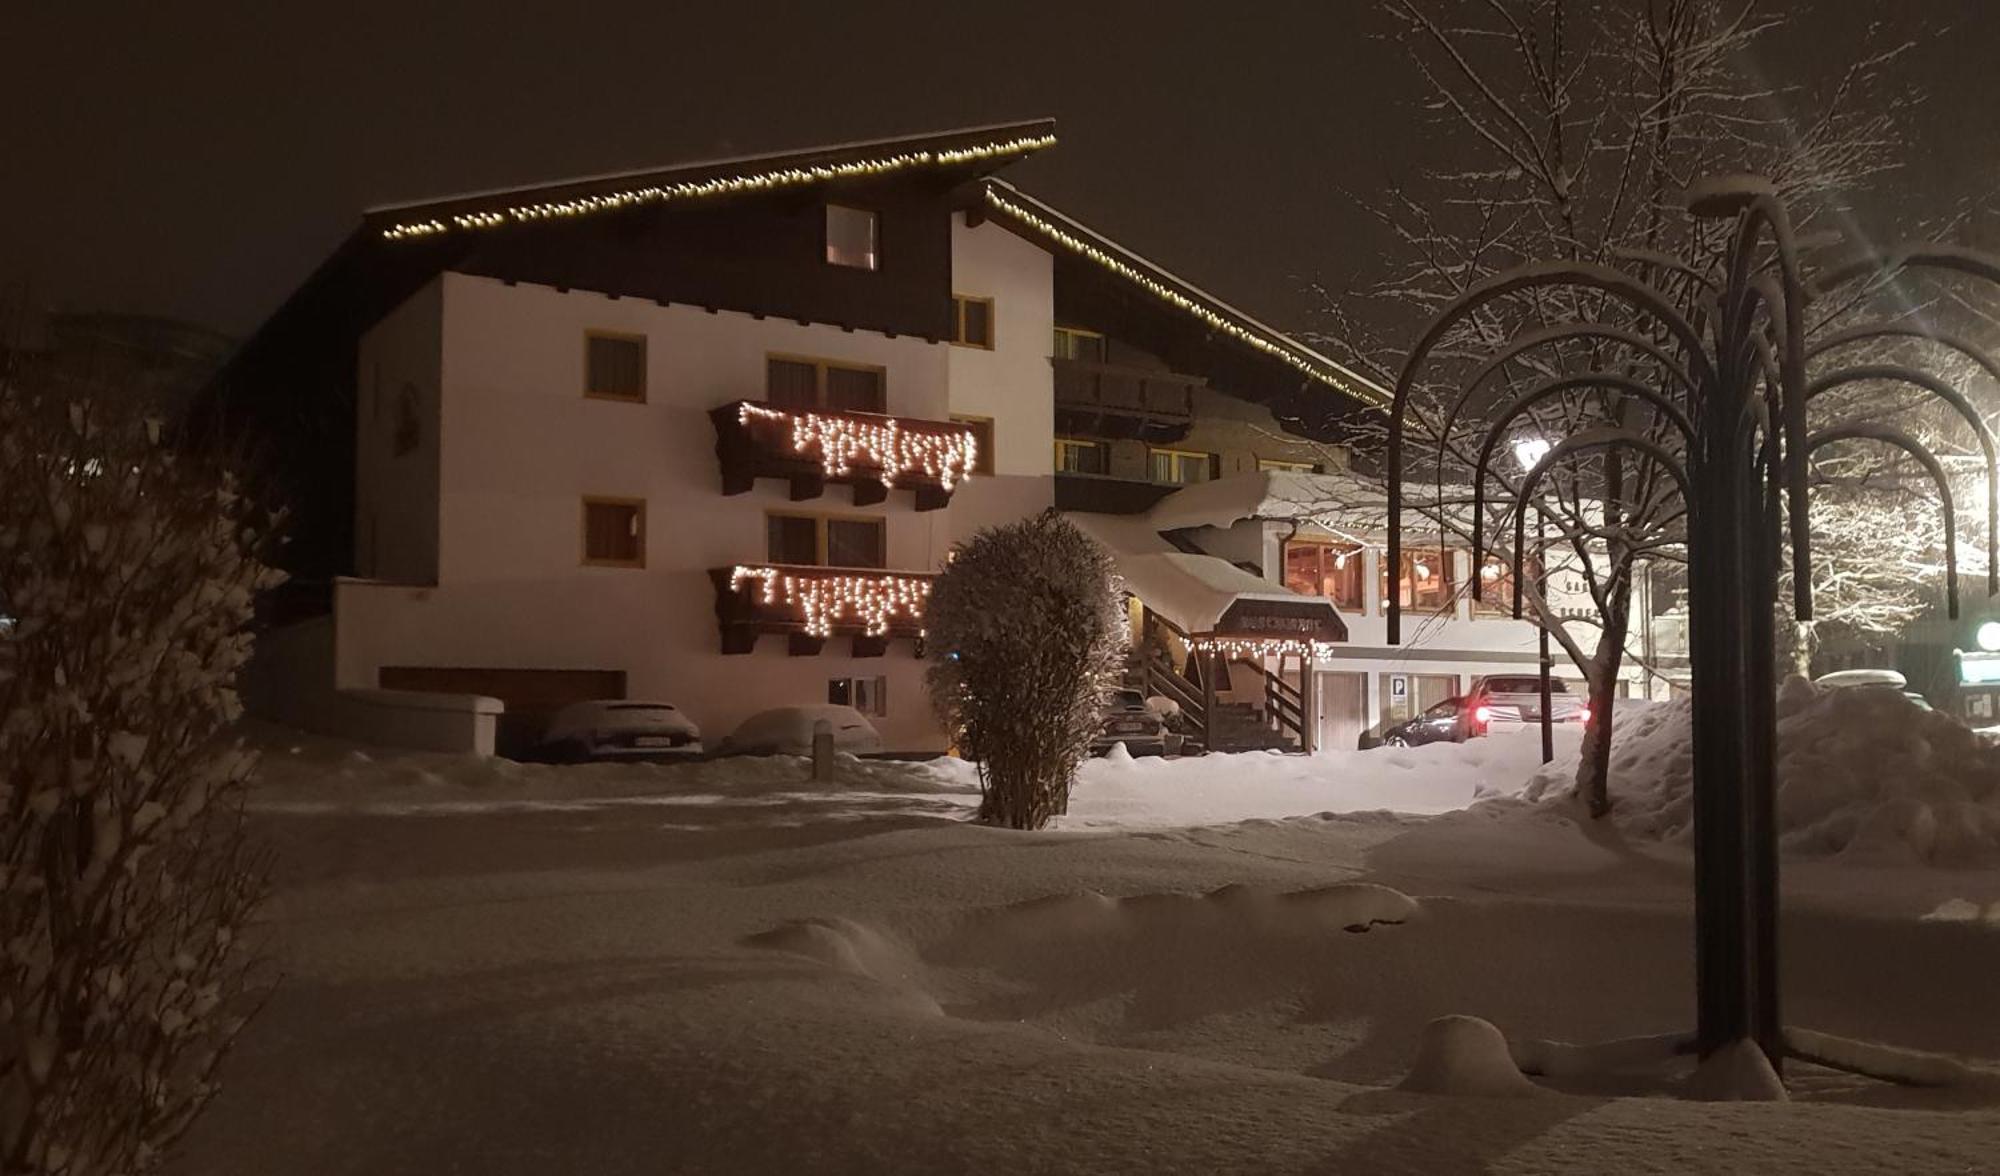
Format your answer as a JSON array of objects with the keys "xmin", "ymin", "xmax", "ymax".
[
  {"xmin": 1378, "ymin": 696, "xmax": 1474, "ymax": 747},
  {"xmin": 539, "ymin": 700, "xmax": 701, "ymax": 762},
  {"xmin": 720, "ymin": 704, "xmax": 882, "ymax": 756},
  {"xmin": 1092, "ymin": 688, "xmax": 1170, "ymax": 756},
  {"xmin": 1464, "ymin": 674, "xmax": 1588, "ymax": 728}
]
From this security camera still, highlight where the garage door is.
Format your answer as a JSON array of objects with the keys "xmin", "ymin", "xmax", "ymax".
[{"xmin": 378, "ymin": 667, "xmax": 627, "ymax": 757}]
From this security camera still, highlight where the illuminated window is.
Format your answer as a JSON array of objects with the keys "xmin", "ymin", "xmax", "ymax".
[
  {"xmin": 1282, "ymin": 540, "xmax": 1366, "ymax": 611},
  {"xmin": 1053, "ymin": 326, "xmax": 1106, "ymax": 362},
  {"xmin": 1473, "ymin": 552, "xmax": 1543, "ymax": 616},
  {"xmin": 1054, "ymin": 438, "xmax": 1109, "ymax": 475},
  {"xmin": 1381, "ymin": 548, "xmax": 1455, "ymax": 613},
  {"xmin": 826, "ymin": 205, "xmax": 878, "ymax": 270},
  {"xmin": 582, "ymin": 498, "xmax": 645, "ymax": 567},
  {"xmin": 951, "ymin": 296, "xmax": 994, "ymax": 348},
  {"xmin": 765, "ymin": 513, "xmax": 886, "ymax": 569},
  {"xmin": 584, "ymin": 332, "xmax": 646, "ymax": 402},
  {"xmin": 1149, "ymin": 447, "xmax": 1215, "ymax": 485},
  {"xmin": 952, "ymin": 415, "xmax": 995, "ymax": 474},
  {"xmin": 766, "ymin": 356, "xmax": 887, "ymax": 414}
]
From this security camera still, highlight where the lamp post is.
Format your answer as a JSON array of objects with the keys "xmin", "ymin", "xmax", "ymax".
[{"xmin": 1385, "ymin": 175, "xmax": 2000, "ymax": 1071}]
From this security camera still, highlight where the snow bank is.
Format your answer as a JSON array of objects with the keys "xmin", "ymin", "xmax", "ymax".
[
  {"xmin": 1399, "ymin": 1015, "xmax": 1539, "ymax": 1098},
  {"xmin": 1519, "ymin": 683, "xmax": 2000, "ymax": 864}
]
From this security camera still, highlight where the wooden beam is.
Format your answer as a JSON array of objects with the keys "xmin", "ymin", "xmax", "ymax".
[
  {"xmin": 788, "ymin": 633, "xmax": 826, "ymax": 657},
  {"xmin": 789, "ymin": 473, "xmax": 826, "ymax": 502},
  {"xmin": 851, "ymin": 635, "xmax": 888, "ymax": 659},
  {"xmin": 852, "ymin": 480, "xmax": 889, "ymax": 508}
]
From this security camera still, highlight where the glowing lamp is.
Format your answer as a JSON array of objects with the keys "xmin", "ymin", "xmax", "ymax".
[{"xmin": 1977, "ymin": 621, "xmax": 2000, "ymax": 652}]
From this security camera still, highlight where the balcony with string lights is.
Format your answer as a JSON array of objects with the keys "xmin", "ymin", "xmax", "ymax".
[
  {"xmin": 709, "ymin": 564, "xmax": 934, "ymax": 656},
  {"xmin": 709, "ymin": 401, "xmax": 980, "ymax": 511}
]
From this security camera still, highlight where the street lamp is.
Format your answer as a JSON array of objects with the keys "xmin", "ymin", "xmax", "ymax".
[{"xmin": 1513, "ymin": 436, "xmax": 1552, "ymax": 472}]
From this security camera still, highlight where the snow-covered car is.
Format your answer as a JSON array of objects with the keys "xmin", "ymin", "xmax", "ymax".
[
  {"xmin": 1092, "ymin": 688, "xmax": 1169, "ymax": 756},
  {"xmin": 1813, "ymin": 668, "xmax": 1906, "ymax": 691},
  {"xmin": 539, "ymin": 700, "xmax": 701, "ymax": 762},
  {"xmin": 719, "ymin": 705, "xmax": 882, "ymax": 756}
]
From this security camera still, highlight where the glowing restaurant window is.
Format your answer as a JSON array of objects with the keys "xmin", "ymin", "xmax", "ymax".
[
  {"xmin": 1473, "ymin": 552, "xmax": 1543, "ymax": 616},
  {"xmin": 1381, "ymin": 548, "xmax": 1455, "ymax": 613},
  {"xmin": 1282, "ymin": 540, "xmax": 1366, "ymax": 612}
]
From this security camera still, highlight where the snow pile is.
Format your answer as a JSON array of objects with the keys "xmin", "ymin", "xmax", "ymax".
[
  {"xmin": 1398, "ymin": 1015, "xmax": 1539, "ymax": 1098},
  {"xmin": 1521, "ymin": 683, "xmax": 2000, "ymax": 864}
]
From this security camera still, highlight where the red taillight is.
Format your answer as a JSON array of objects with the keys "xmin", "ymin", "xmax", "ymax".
[{"xmin": 1473, "ymin": 705, "xmax": 1493, "ymax": 724}]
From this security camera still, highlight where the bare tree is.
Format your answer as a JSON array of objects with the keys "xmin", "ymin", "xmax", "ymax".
[
  {"xmin": 925, "ymin": 511, "xmax": 1125, "ymax": 830},
  {"xmin": 1313, "ymin": 0, "xmax": 1913, "ymax": 814},
  {"xmin": 0, "ymin": 370, "xmax": 279, "ymax": 1173}
]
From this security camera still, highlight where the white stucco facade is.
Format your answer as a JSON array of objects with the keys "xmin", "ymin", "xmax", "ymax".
[{"xmin": 333, "ymin": 215, "xmax": 1060, "ymax": 752}]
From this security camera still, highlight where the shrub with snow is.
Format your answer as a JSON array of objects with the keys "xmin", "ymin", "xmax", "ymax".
[
  {"xmin": 925, "ymin": 510, "xmax": 1124, "ymax": 830},
  {"xmin": 1521, "ymin": 680, "xmax": 2000, "ymax": 863},
  {"xmin": 0, "ymin": 386, "xmax": 281, "ymax": 1173}
]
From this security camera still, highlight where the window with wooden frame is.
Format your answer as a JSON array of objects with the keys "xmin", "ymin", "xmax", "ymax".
[
  {"xmin": 764, "ymin": 512, "xmax": 887, "ymax": 569},
  {"xmin": 581, "ymin": 497, "xmax": 645, "ymax": 567},
  {"xmin": 1281, "ymin": 539, "xmax": 1366, "ymax": 612},
  {"xmin": 1258, "ymin": 457, "xmax": 1320, "ymax": 474},
  {"xmin": 765, "ymin": 356, "xmax": 887, "ymax": 414},
  {"xmin": 951, "ymin": 415, "xmax": 995, "ymax": 474},
  {"xmin": 584, "ymin": 332, "xmax": 646, "ymax": 402},
  {"xmin": 1149, "ymin": 447, "xmax": 1217, "ymax": 485},
  {"xmin": 825, "ymin": 204, "xmax": 879, "ymax": 270},
  {"xmin": 1052, "ymin": 326, "xmax": 1106, "ymax": 363},
  {"xmin": 1054, "ymin": 437, "xmax": 1109, "ymax": 476},
  {"xmin": 1380, "ymin": 547, "xmax": 1456, "ymax": 613},
  {"xmin": 950, "ymin": 295, "xmax": 995, "ymax": 349}
]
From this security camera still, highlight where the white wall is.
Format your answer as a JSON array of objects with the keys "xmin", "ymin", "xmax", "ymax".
[
  {"xmin": 336, "ymin": 271, "xmax": 1059, "ymax": 751},
  {"xmin": 355, "ymin": 280, "xmax": 444, "ymax": 583}
]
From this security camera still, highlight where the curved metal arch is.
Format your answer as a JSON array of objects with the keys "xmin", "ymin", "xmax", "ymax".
[
  {"xmin": 1508, "ymin": 427, "xmax": 1693, "ymax": 620},
  {"xmin": 1806, "ymin": 363, "xmax": 1999, "ymax": 599},
  {"xmin": 1469, "ymin": 373, "xmax": 1695, "ymax": 600},
  {"xmin": 1805, "ymin": 423, "xmax": 1962, "ymax": 619},
  {"xmin": 1807, "ymin": 322, "xmax": 2000, "ymax": 393},
  {"xmin": 1812, "ymin": 243, "xmax": 2000, "ymax": 299},
  {"xmin": 1389, "ymin": 261, "xmax": 1710, "ymax": 644}
]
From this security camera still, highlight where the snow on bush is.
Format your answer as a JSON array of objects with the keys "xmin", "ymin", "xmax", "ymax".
[
  {"xmin": 0, "ymin": 386, "xmax": 280, "ymax": 1173},
  {"xmin": 1521, "ymin": 680, "xmax": 2000, "ymax": 863},
  {"xmin": 925, "ymin": 510, "xmax": 1124, "ymax": 830}
]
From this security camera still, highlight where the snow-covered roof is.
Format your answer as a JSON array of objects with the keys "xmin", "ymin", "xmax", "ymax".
[
  {"xmin": 1067, "ymin": 511, "xmax": 1309, "ymax": 635},
  {"xmin": 1144, "ymin": 470, "xmax": 1386, "ymax": 533}
]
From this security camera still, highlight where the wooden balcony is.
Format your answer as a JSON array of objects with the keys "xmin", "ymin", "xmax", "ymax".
[
  {"xmin": 1052, "ymin": 357, "xmax": 1201, "ymax": 442},
  {"xmin": 710, "ymin": 400, "xmax": 978, "ymax": 511},
  {"xmin": 709, "ymin": 564, "xmax": 934, "ymax": 656}
]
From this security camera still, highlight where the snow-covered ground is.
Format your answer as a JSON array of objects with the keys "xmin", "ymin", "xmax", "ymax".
[{"xmin": 171, "ymin": 718, "xmax": 2000, "ymax": 1174}]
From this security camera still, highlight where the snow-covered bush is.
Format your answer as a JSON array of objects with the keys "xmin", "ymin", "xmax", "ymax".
[
  {"xmin": 925, "ymin": 510, "xmax": 1124, "ymax": 830},
  {"xmin": 0, "ymin": 382, "xmax": 281, "ymax": 1173}
]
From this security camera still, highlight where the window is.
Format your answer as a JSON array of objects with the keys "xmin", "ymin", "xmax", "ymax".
[
  {"xmin": 1054, "ymin": 438, "xmax": 1109, "ymax": 476},
  {"xmin": 1149, "ymin": 447, "xmax": 1216, "ymax": 485},
  {"xmin": 826, "ymin": 205, "xmax": 878, "ymax": 270},
  {"xmin": 766, "ymin": 356, "xmax": 886, "ymax": 414},
  {"xmin": 765, "ymin": 513, "xmax": 886, "ymax": 569},
  {"xmin": 584, "ymin": 332, "xmax": 646, "ymax": 402},
  {"xmin": 1053, "ymin": 326, "xmax": 1106, "ymax": 363},
  {"xmin": 1381, "ymin": 548, "xmax": 1455, "ymax": 613},
  {"xmin": 1282, "ymin": 540, "xmax": 1366, "ymax": 611},
  {"xmin": 1473, "ymin": 552, "xmax": 1543, "ymax": 616},
  {"xmin": 830, "ymin": 676, "xmax": 889, "ymax": 717},
  {"xmin": 952, "ymin": 415, "xmax": 996, "ymax": 475},
  {"xmin": 951, "ymin": 296, "xmax": 994, "ymax": 348},
  {"xmin": 582, "ymin": 498, "xmax": 645, "ymax": 567},
  {"xmin": 1259, "ymin": 458, "xmax": 1319, "ymax": 474}
]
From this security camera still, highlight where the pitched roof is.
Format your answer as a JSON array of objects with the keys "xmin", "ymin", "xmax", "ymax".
[
  {"xmin": 367, "ymin": 119, "xmax": 1058, "ymax": 242},
  {"xmin": 978, "ymin": 180, "xmax": 1389, "ymax": 408}
]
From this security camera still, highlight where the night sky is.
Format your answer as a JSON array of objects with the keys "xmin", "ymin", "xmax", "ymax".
[{"xmin": 6, "ymin": 1, "xmax": 1998, "ymax": 348}]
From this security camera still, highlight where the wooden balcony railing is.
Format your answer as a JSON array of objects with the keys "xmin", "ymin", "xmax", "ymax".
[
  {"xmin": 710, "ymin": 400, "xmax": 978, "ymax": 511},
  {"xmin": 710, "ymin": 564, "xmax": 935, "ymax": 656},
  {"xmin": 1052, "ymin": 357, "xmax": 1201, "ymax": 439}
]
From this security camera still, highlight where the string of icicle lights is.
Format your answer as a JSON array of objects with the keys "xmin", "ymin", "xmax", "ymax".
[
  {"xmin": 739, "ymin": 404, "xmax": 977, "ymax": 490},
  {"xmin": 980, "ymin": 187, "xmax": 1382, "ymax": 403},
  {"xmin": 1187, "ymin": 636, "xmax": 1342, "ymax": 661},
  {"xmin": 730, "ymin": 566, "xmax": 933, "ymax": 639},
  {"xmin": 380, "ymin": 133, "xmax": 1059, "ymax": 240}
]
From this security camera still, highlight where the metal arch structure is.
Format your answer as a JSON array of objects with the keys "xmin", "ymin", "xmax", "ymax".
[{"xmin": 1384, "ymin": 177, "xmax": 2000, "ymax": 1070}]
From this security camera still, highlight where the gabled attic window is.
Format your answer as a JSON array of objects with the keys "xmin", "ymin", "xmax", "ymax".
[{"xmin": 826, "ymin": 205, "xmax": 879, "ymax": 270}]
